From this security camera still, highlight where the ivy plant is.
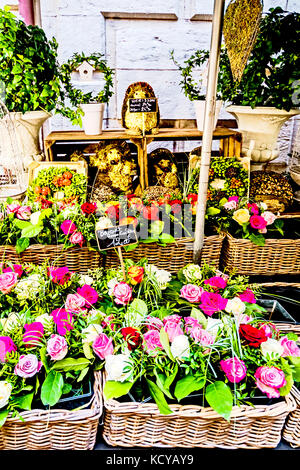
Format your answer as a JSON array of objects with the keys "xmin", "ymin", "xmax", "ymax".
[{"xmin": 0, "ymin": 7, "xmax": 62, "ymax": 113}]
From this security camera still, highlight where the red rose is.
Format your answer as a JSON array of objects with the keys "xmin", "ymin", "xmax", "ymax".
[
  {"xmin": 105, "ymin": 205, "xmax": 119, "ymax": 220},
  {"xmin": 41, "ymin": 198, "xmax": 53, "ymax": 209},
  {"xmin": 121, "ymin": 327, "xmax": 142, "ymax": 351},
  {"xmin": 169, "ymin": 200, "xmax": 182, "ymax": 215},
  {"xmin": 187, "ymin": 194, "xmax": 198, "ymax": 204},
  {"xmin": 142, "ymin": 205, "xmax": 159, "ymax": 221},
  {"xmin": 239, "ymin": 324, "xmax": 268, "ymax": 348},
  {"xmin": 81, "ymin": 202, "xmax": 97, "ymax": 215}
]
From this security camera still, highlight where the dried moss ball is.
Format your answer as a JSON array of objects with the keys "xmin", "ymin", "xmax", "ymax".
[{"xmin": 250, "ymin": 170, "xmax": 293, "ymax": 212}]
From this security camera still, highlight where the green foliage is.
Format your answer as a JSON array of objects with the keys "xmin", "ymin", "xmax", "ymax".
[
  {"xmin": 41, "ymin": 371, "xmax": 64, "ymax": 406},
  {"xmin": 205, "ymin": 381, "xmax": 233, "ymax": 421},
  {"xmin": 103, "ymin": 380, "xmax": 133, "ymax": 400},
  {"xmin": 174, "ymin": 374, "xmax": 205, "ymax": 401}
]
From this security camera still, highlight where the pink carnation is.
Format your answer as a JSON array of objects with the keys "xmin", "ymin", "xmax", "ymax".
[
  {"xmin": 3, "ymin": 264, "xmax": 23, "ymax": 278},
  {"xmin": 199, "ymin": 292, "xmax": 228, "ymax": 316},
  {"xmin": 239, "ymin": 289, "xmax": 256, "ymax": 304},
  {"xmin": 77, "ymin": 284, "xmax": 99, "ymax": 307},
  {"xmin": 204, "ymin": 276, "xmax": 227, "ymax": 290},
  {"xmin": 220, "ymin": 357, "xmax": 247, "ymax": 383},
  {"xmin": 247, "ymin": 203, "xmax": 259, "ymax": 215},
  {"xmin": 180, "ymin": 284, "xmax": 203, "ymax": 303},
  {"xmin": 254, "ymin": 366, "xmax": 286, "ymax": 399},
  {"xmin": 0, "ymin": 336, "xmax": 17, "ymax": 362},
  {"xmin": 143, "ymin": 329, "xmax": 163, "ymax": 355},
  {"xmin": 60, "ymin": 219, "xmax": 77, "ymax": 235},
  {"xmin": 279, "ymin": 336, "xmax": 300, "ymax": 357}
]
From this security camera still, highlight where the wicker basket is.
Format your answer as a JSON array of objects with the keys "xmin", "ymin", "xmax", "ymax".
[
  {"xmin": 101, "ymin": 375, "xmax": 295, "ymax": 449},
  {"xmin": 283, "ymin": 386, "xmax": 300, "ymax": 448},
  {"xmin": 222, "ymin": 234, "xmax": 300, "ymax": 275},
  {"xmin": 104, "ymin": 234, "xmax": 225, "ymax": 273},
  {"xmin": 0, "ymin": 372, "xmax": 102, "ymax": 450},
  {"xmin": 0, "ymin": 245, "xmax": 103, "ymax": 273}
]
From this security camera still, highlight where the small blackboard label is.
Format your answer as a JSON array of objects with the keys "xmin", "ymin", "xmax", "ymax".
[
  {"xmin": 96, "ymin": 224, "xmax": 138, "ymax": 251},
  {"xmin": 129, "ymin": 98, "xmax": 157, "ymax": 113}
]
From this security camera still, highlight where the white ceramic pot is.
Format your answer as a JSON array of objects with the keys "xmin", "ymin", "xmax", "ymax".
[
  {"xmin": 226, "ymin": 105, "xmax": 300, "ymax": 164},
  {"xmin": 81, "ymin": 103, "xmax": 105, "ymax": 135},
  {"xmin": 9, "ymin": 110, "xmax": 51, "ymax": 169},
  {"xmin": 194, "ymin": 100, "xmax": 222, "ymax": 132}
]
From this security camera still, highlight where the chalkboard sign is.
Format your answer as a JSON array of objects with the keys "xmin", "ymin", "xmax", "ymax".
[
  {"xmin": 129, "ymin": 98, "xmax": 157, "ymax": 113},
  {"xmin": 96, "ymin": 224, "xmax": 138, "ymax": 251}
]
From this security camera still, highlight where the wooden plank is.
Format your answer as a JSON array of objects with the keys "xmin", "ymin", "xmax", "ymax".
[{"xmin": 101, "ymin": 12, "xmax": 178, "ymax": 20}]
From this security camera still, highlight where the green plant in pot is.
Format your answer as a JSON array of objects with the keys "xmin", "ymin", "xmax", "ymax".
[
  {"xmin": 170, "ymin": 49, "xmax": 223, "ymax": 131},
  {"xmin": 59, "ymin": 52, "xmax": 114, "ymax": 135},
  {"xmin": 219, "ymin": 7, "xmax": 300, "ymax": 165},
  {"xmin": 0, "ymin": 7, "xmax": 62, "ymax": 168}
]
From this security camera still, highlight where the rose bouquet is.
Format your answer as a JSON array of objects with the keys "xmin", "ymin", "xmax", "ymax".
[{"xmin": 0, "ymin": 198, "xmax": 99, "ymax": 253}]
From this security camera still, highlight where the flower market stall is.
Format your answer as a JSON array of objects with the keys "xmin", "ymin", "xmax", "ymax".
[{"xmin": 0, "ymin": 0, "xmax": 299, "ymax": 452}]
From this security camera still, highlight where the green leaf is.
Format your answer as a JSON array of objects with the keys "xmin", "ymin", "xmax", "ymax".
[
  {"xmin": 159, "ymin": 327, "xmax": 174, "ymax": 361},
  {"xmin": 206, "ymin": 207, "xmax": 221, "ymax": 216},
  {"xmin": 103, "ymin": 380, "xmax": 133, "ymax": 400},
  {"xmin": 205, "ymin": 381, "xmax": 233, "ymax": 421},
  {"xmin": 83, "ymin": 342, "xmax": 94, "ymax": 360},
  {"xmin": 159, "ymin": 233, "xmax": 176, "ymax": 244},
  {"xmin": 154, "ymin": 371, "xmax": 173, "ymax": 399},
  {"xmin": 150, "ymin": 220, "xmax": 165, "ymax": 238},
  {"xmin": 164, "ymin": 364, "xmax": 178, "ymax": 390},
  {"xmin": 15, "ymin": 237, "xmax": 30, "ymax": 254},
  {"xmin": 13, "ymin": 219, "xmax": 31, "ymax": 229},
  {"xmin": 62, "ymin": 383, "xmax": 72, "ymax": 395},
  {"xmin": 146, "ymin": 379, "xmax": 173, "ymax": 415},
  {"xmin": 11, "ymin": 392, "xmax": 34, "ymax": 411},
  {"xmin": 124, "ymin": 243, "xmax": 138, "ymax": 252},
  {"xmin": 51, "ymin": 357, "xmax": 91, "ymax": 372},
  {"xmin": 41, "ymin": 371, "xmax": 64, "ymax": 406},
  {"xmin": 249, "ymin": 233, "xmax": 265, "ymax": 246},
  {"xmin": 125, "ymin": 299, "xmax": 148, "ymax": 326},
  {"xmin": 77, "ymin": 367, "xmax": 89, "ymax": 382},
  {"xmin": 21, "ymin": 224, "xmax": 43, "ymax": 239},
  {"xmin": 174, "ymin": 374, "xmax": 205, "ymax": 401},
  {"xmin": 40, "ymin": 347, "xmax": 50, "ymax": 373},
  {"xmin": 191, "ymin": 307, "xmax": 208, "ymax": 328},
  {"xmin": 0, "ymin": 410, "xmax": 9, "ymax": 428},
  {"xmin": 288, "ymin": 357, "xmax": 300, "ymax": 382}
]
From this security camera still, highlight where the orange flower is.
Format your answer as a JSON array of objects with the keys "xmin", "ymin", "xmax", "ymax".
[
  {"xmin": 120, "ymin": 216, "xmax": 138, "ymax": 228},
  {"xmin": 128, "ymin": 266, "xmax": 144, "ymax": 285}
]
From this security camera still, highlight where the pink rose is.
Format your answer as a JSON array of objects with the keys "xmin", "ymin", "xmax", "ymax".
[
  {"xmin": 113, "ymin": 282, "xmax": 132, "ymax": 305},
  {"xmin": 6, "ymin": 203, "xmax": 20, "ymax": 215},
  {"xmin": 23, "ymin": 322, "xmax": 44, "ymax": 347},
  {"xmin": 3, "ymin": 264, "xmax": 23, "ymax": 278},
  {"xmin": 60, "ymin": 219, "xmax": 77, "ymax": 235},
  {"xmin": 259, "ymin": 227, "xmax": 267, "ymax": 234},
  {"xmin": 185, "ymin": 317, "xmax": 202, "ymax": 334},
  {"xmin": 247, "ymin": 203, "xmax": 259, "ymax": 215},
  {"xmin": 0, "ymin": 336, "xmax": 17, "ymax": 362},
  {"xmin": 199, "ymin": 292, "xmax": 228, "ymax": 316},
  {"xmin": 143, "ymin": 329, "xmax": 163, "ymax": 355},
  {"xmin": 190, "ymin": 327, "xmax": 215, "ymax": 347},
  {"xmin": 239, "ymin": 289, "xmax": 256, "ymax": 304},
  {"xmin": 259, "ymin": 322, "xmax": 278, "ymax": 339},
  {"xmin": 262, "ymin": 211, "xmax": 276, "ymax": 226},
  {"xmin": 14, "ymin": 354, "xmax": 42, "ymax": 378},
  {"xmin": 77, "ymin": 284, "xmax": 99, "ymax": 307},
  {"xmin": 220, "ymin": 357, "xmax": 247, "ymax": 383},
  {"xmin": 224, "ymin": 200, "xmax": 238, "ymax": 211},
  {"xmin": 92, "ymin": 333, "xmax": 114, "ymax": 359},
  {"xmin": 51, "ymin": 308, "xmax": 73, "ymax": 335},
  {"xmin": 228, "ymin": 196, "xmax": 239, "ymax": 204},
  {"xmin": 180, "ymin": 284, "xmax": 203, "ymax": 303},
  {"xmin": 204, "ymin": 276, "xmax": 227, "ymax": 290},
  {"xmin": 69, "ymin": 231, "xmax": 85, "ymax": 247},
  {"xmin": 279, "ymin": 336, "xmax": 300, "ymax": 357},
  {"xmin": 0, "ymin": 271, "xmax": 18, "ymax": 294},
  {"xmin": 163, "ymin": 315, "xmax": 183, "ymax": 342},
  {"xmin": 65, "ymin": 293, "xmax": 86, "ymax": 313},
  {"xmin": 48, "ymin": 266, "xmax": 71, "ymax": 285},
  {"xmin": 47, "ymin": 334, "xmax": 68, "ymax": 360},
  {"xmin": 254, "ymin": 366, "xmax": 286, "ymax": 398},
  {"xmin": 16, "ymin": 206, "xmax": 31, "ymax": 220},
  {"xmin": 102, "ymin": 315, "xmax": 115, "ymax": 331},
  {"xmin": 249, "ymin": 215, "xmax": 267, "ymax": 230},
  {"xmin": 145, "ymin": 316, "xmax": 163, "ymax": 331}
]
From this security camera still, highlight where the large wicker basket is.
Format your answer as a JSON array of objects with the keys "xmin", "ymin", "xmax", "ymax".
[
  {"xmin": 104, "ymin": 234, "xmax": 225, "ymax": 273},
  {"xmin": 283, "ymin": 386, "xmax": 300, "ymax": 448},
  {"xmin": 222, "ymin": 234, "xmax": 300, "ymax": 275},
  {"xmin": 0, "ymin": 245, "xmax": 103, "ymax": 273},
  {"xmin": 101, "ymin": 375, "xmax": 295, "ymax": 449},
  {"xmin": 0, "ymin": 372, "xmax": 102, "ymax": 450}
]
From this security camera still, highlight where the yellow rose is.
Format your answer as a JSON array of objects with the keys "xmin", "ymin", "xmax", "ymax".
[{"xmin": 232, "ymin": 208, "xmax": 250, "ymax": 225}]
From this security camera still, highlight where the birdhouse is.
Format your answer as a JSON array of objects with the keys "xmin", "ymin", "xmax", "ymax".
[{"xmin": 76, "ymin": 61, "xmax": 95, "ymax": 81}]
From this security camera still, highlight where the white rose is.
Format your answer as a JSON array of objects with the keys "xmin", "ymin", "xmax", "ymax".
[
  {"xmin": 79, "ymin": 274, "xmax": 94, "ymax": 286},
  {"xmin": 262, "ymin": 211, "xmax": 276, "ymax": 226},
  {"xmin": 210, "ymin": 178, "xmax": 226, "ymax": 190},
  {"xmin": 261, "ymin": 338, "xmax": 284, "ymax": 360},
  {"xmin": 107, "ymin": 277, "xmax": 119, "ymax": 296},
  {"xmin": 0, "ymin": 381, "xmax": 12, "ymax": 408},
  {"xmin": 182, "ymin": 264, "xmax": 202, "ymax": 283},
  {"xmin": 30, "ymin": 211, "xmax": 41, "ymax": 226},
  {"xmin": 206, "ymin": 317, "xmax": 222, "ymax": 337},
  {"xmin": 225, "ymin": 297, "xmax": 246, "ymax": 316},
  {"xmin": 170, "ymin": 335, "xmax": 190, "ymax": 360},
  {"xmin": 96, "ymin": 217, "xmax": 113, "ymax": 231},
  {"xmin": 82, "ymin": 323, "xmax": 103, "ymax": 344},
  {"xmin": 105, "ymin": 354, "xmax": 134, "ymax": 382}
]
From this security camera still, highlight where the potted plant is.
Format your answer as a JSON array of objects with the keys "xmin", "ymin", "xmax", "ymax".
[
  {"xmin": 59, "ymin": 53, "xmax": 114, "ymax": 135},
  {"xmin": 0, "ymin": 8, "xmax": 62, "ymax": 168},
  {"xmin": 219, "ymin": 7, "xmax": 300, "ymax": 165},
  {"xmin": 170, "ymin": 49, "xmax": 223, "ymax": 131}
]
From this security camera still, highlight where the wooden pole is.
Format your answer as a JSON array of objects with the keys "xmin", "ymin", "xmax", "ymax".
[{"xmin": 193, "ymin": 0, "xmax": 225, "ymax": 264}]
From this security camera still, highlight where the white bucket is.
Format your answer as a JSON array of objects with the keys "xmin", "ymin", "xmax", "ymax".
[
  {"xmin": 194, "ymin": 100, "xmax": 222, "ymax": 132},
  {"xmin": 81, "ymin": 103, "xmax": 105, "ymax": 135}
]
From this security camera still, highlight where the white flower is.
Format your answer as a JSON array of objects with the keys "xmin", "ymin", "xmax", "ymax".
[
  {"xmin": 60, "ymin": 206, "xmax": 79, "ymax": 219},
  {"xmin": 34, "ymin": 314, "xmax": 54, "ymax": 331},
  {"xmin": 261, "ymin": 338, "xmax": 284, "ymax": 360},
  {"xmin": 210, "ymin": 178, "xmax": 226, "ymax": 190},
  {"xmin": 96, "ymin": 217, "xmax": 113, "ymax": 231},
  {"xmin": 205, "ymin": 317, "xmax": 222, "ymax": 337},
  {"xmin": 78, "ymin": 274, "xmax": 94, "ymax": 286},
  {"xmin": 170, "ymin": 335, "xmax": 190, "ymax": 360},
  {"xmin": 182, "ymin": 264, "xmax": 202, "ymax": 283},
  {"xmin": 0, "ymin": 381, "xmax": 12, "ymax": 408},
  {"xmin": 223, "ymin": 200, "xmax": 237, "ymax": 211},
  {"xmin": 107, "ymin": 277, "xmax": 119, "ymax": 296},
  {"xmin": 82, "ymin": 323, "xmax": 103, "ymax": 344},
  {"xmin": 262, "ymin": 211, "xmax": 276, "ymax": 226},
  {"xmin": 14, "ymin": 274, "xmax": 43, "ymax": 300},
  {"xmin": 259, "ymin": 202, "xmax": 268, "ymax": 211},
  {"xmin": 155, "ymin": 269, "xmax": 172, "ymax": 290},
  {"xmin": 105, "ymin": 354, "xmax": 134, "ymax": 382},
  {"xmin": 0, "ymin": 312, "xmax": 25, "ymax": 333},
  {"xmin": 225, "ymin": 297, "xmax": 246, "ymax": 316},
  {"xmin": 30, "ymin": 211, "xmax": 41, "ymax": 226}
]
